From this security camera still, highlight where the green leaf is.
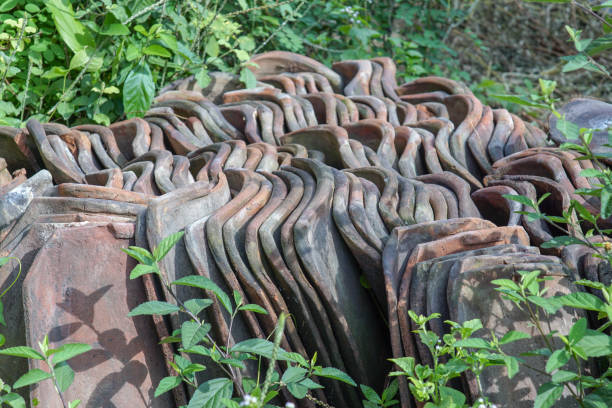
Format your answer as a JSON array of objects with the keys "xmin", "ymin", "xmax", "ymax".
[
  {"xmin": 0, "ymin": 346, "xmax": 44, "ymax": 360},
  {"xmin": 439, "ymin": 385, "xmax": 466, "ymax": 406},
  {"xmin": 360, "ymin": 384, "xmax": 382, "ymax": 404},
  {"xmin": 0, "ymin": 300, "xmax": 5, "ymax": 326},
  {"xmin": 556, "ymin": 117, "xmax": 580, "ymax": 140},
  {"xmin": 1, "ymin": 393, "xmax": 26, "ymax": 408},
  {"xmin": 54, "ymin": 361, "xmax": 74, "ymax": 392},
  {"xmin": 601, "ymin": 185, "xmax": 612, "ymax": 219},
  {"xmin": 45, "ymin": 0, "xmax": 95, "ymax": 53},
  {"xmin": 129, "ymin": 264, "xmax": 159, "ymax": 279},
  {"xmin": 287, "ymin": 381, "xmax": 308, "ymax": 399},
  {"xmin": 240, "ymin": 304, "xmax": 268, "ymax": 314},
  {"xmin": 534, "ymin": 382, "xmax": 563, "ymax": 408},
  {"xmin": 575, "ymin": 330, "xmax": 612, "ymax": 357},
  {"xmin": 315, "ymin": 367, "xmax": 357, "ymax": 386},
  {"xmin": 541, "ymin": 236, "xmax": 585, "ymax": 248},
  {"xmin": 0, "ymin": 0, "xmax": 19, "ymax": 13},
  {"xmin": 569, "ymin": 318, "xmax": 587, "ymax": 344},
  {"xmin": 172, "ymin": 276, "xmax": 232, "ymax": 314},
  {"xmin": 181, "ymin": 321, "xmax": 211, "ymax": 349},
  {"xmin": 503, "ymin": 355, "xmax": 520, "ymax": 379},
  {"xmin": 545, "ymin": 349, "xmax": 570, "ymax": 373},
  {"xmin": 187, "ymin": 378, "xmax": 233, "ymax": 408},
  {"xmin": 281, "ymin": 366, "xmax": 307, "ymax": 384},
  {"xmin": 231, "ymin": 338, "xmax": 276, "ymax": 358},
  {"xmin": 454, "ymin": 338, "xmax": 491, "ymax": 349},
  {"xmin": 184, "ymin": 299, "xmax": 213, "ymax": 316},
  {"xmin": 153, "ymin": 231, "xmax": 185, "ymax": 261},
  {"xmin": 195, "ymin": 69, "xmax": 211, "ymax": 88},
  {"xmin": 503, "ymin": 194, "xmax": 536, "ymax": 208},
  {"xmin": 240, "ymin": 68, "xmax": 256, "ymax": 89},
  {"xmin": 122, "ymin": 247, "xmax": 155, "ymax": 265},
  {"xmin": 128, "ymin": 301, "xmax": 180, "ymax": 316},
  {"xmin": 558, "ymin": 292, "xmax": 606, "ymax": 312},
  {"xmin": 51, "ymin": 343, "xmax": 91, "ymax": 365},
  {"xmin": 551, "ymin": 370, "xmax": 578, "ymax": 383},
  {"xmin": 143, "ymin": 44, "xmax": 172, "ymax": 58},
  {"xmin": 13, "ymin": 369, "xmax": 53, "ymax": 388},
  {"xmin": 527, "ymin": 295, "xmax": 564, "ymax": 314},
  {"xmin": 205, "ymin": 38, "xmax": 219, "ymax": 58},
  {"xmin": 68, "ymin": 400, "xmax": 81, "ymax": 408},
  {"xmin": 500, "ymin": 330, "xmax": 530, "ymax": 345},
  {"xmin": 491, "ymin": 94, "xmax": 549, "ymax": 109},
  {"xmin": 123, "ymin": 62, "xmax": 155, "ymax": 118},
  {"xmin": 0, "ymin": 333, "xmax": 5, "ymax": 347},
  {"xmin": 155, "ymin": 376, "xmax": 182, "ymax": 397}
]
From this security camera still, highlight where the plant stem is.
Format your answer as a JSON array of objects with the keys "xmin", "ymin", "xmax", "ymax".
[{"xmin": 259, "ymin": 312, "xmax": 286, "ymax": 406}]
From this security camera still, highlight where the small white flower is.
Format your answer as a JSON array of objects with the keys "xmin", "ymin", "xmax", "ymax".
[
  {"xmin": 285, "ymin": 403, "xmax": 296, "ymax": 408},
  {"xmin": 478, "ymin": 405, "xmax": 486, "ymax": 408}
]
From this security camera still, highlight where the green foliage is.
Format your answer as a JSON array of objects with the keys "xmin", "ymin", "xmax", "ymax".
[
  {"xmin": 388, "ymin": 313, "xmax": 507, "ymax": 408},
  {"xmin": 125, "ymin": 232, "xmax": 356, "ymax": 407},
  {"xmin": 493, "ymin": 272, "xmax": 612, "ymax": 408},
  {"xmin": 0, "ymin": 0, "xmax": 306, "ymax": 126}
]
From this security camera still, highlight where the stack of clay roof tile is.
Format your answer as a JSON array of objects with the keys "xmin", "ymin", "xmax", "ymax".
[{"xmin": 0, "ymin": 50, "xmax": 609, "ymax": 408}]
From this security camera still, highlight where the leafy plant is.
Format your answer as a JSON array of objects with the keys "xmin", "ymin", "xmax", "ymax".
[
  {"xmin": 0, "ymin": 256, "xmax": 89, "ymax": 408},
  {"xmin": 388, "ymin": 312, "xmax": 518, "ymax": 408},
  {"xmin": 493, "ymin": 272, "xmax": 612, "ymax": 408},
  {"xmin": 123, "ymin": 231, "xmax": 357, "ymax": 407}
]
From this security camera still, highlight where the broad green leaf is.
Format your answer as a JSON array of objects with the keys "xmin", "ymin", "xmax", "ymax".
[
  {"xmin": 490, "ymin": 94, "xmax": 548, "ymax": 109},
  {"xmin": 569, "ymin": 317, "xmax": 587, "ymax": 344},
  {"xmin": 122, "ymin": 247, "xmax": 155, "ymax": 265},
  {"xmin": 0, "ymin": 257, "xmax": 10, "ymax": 268},
  {"xmin": 502, "ymin": 194, "xmax": 535, "ymax": 208},
  {"xmin": 454, "ymin": 338, "xmax": 491, "ymax": 349},
  {"xmin": 184, "ymin": 299, "xmax": 213, "ymax": 316},
  {"xmin": 281, "ymin": 366, "xmax": 307, "ymax": 384},
  {"xmin": 360, "ymin": 384, "xmax": 382, "ymax": 403},
  {"xmin": 46, "ymin": 0, "xmax": 95, "ymax": 53},
  {"xmin": 100, "ymin": 14, "xmax": 129, "ymax": 36},
  {"xmin": 128, "ymin": 301, "xmax": 180, "ymax": 316},
  {"xmin": 13, "ymin": 369, "xmax": 52, "ymax": 389},
  {"xmin": 500, "ymin": 330, "xmax": 530, "ymax": 345},
  {"xmin": 557, "ymin": 292, "xmax": 606, "ymax": 312},
  {"xmin": 54, "ymin": 361, "xmax": 74, "ymax": 392},
  {"xmin": 240, "ymin": 68, "xmax": 256, "ymax": 89},
  {"xmin": 205, "ymin": 38, "xmax": 219, "ymax": 58},
  {"xmin": 181, "ymin": 321, "xmax": 211, "ymax": 349},
  {"xmin": 172, "ymin": 276, "xmax": 232, "ymax": 314},
  {"xmin": 316, "ymin": 367, "xmax": 357, "ymax": 386},
  {"xmin": 287, "ymin": 381, "xmax": 308, "ymax": 399},
  {"xmin": 187, "ymin": 378, "xmax": 233, "ymax": 408},
  {"xmin": 527, "ymin": 295, "xmax": 563, "ymax": 314},
  {"xmin": 153, "ymin": 231, "xmax": 185, "ymax": 261},
  {"xmin": 576, "ymin": 330, "xmax": 612, "ymax": 357},
  {"xmin": 238, "ymin": 36, "xmax": 255, "ymax": 52},
  {"xmin": 389, "ymin": 357, "xmax": 415, "ymax": 373},
  {"xmin": 143, "ymin": 44, "xmax": 172, "ymax": 58},
  {"xmin": 195, "ymin": 69, "xmax": 211, "ymax": 88},
  {"xmin": 154, "ymin": 376, "xmax": 182, "ymax": 397},
  {"xmin": 1, "ymin": 393, "xmax": 26, "ymax": 408},
  {"xmin": 240, "ymin": 304, "xmax": 268, "ymax": 314},
  {"xmin": 0, "ymin": 300, "xmax": 5, "ymax": 326},
  {"xmin": 541, "ymin": 236, "xmax": 585, "ymax": 248},
  {"xmin": 0, "ymin": 333, "xmax": 5, "ymax": 347},
  {"xmin": 534, "ymin": 382, "xmax": 563, "ymax": 408},
  {"xmin": 68, "ymin": 400, "xmax": 81, "ymax": 408},
  {"xmin": 562, "ymin": 54, "xmax": 590, "ymax": 73},
  {"xmin": 381, "ymin": 378, "xmax": 399, "ymax": 402},
  {"xmin": 439, "ymin": 385, "xmax": 466, "ymax": 406},
  {"xmin": 0, "ymin": 0, "xmax": 19, "ymax": 12},
  {"xmin": 69, "ymin": 49, "xmax": 90, "ymax": 70},
  {"xmin": 129, "ymin": 264, "xmax": 159, "ymax": 279},
  {"xmin": 545, "ymin": 349, "xmax": 570, "ymax": 373},
  {"xmin": 601, "ymin": 185, "xmax": 612, "ymax": 219},
  {"xmin": 580, "ymin": 168, "xmax": 603, "ymax": 178},
  {"xmin": 503, "ymin": 355, "xmax": 520, "ymax": 379},
  {"xmin": 231, "ymin": 338, "xmax": 275, "ymax": 358},
  {"xmin": 51, "ymin": 343, "xmax": 92, "ymax": 365},
  {"xmin": 556, "ymin": 117, "xmax": 580, "ymax": 140},
  {"xmin": 123, "ymin": 62, "xmax": 155, "ymax": 118},
  {"xmin": 551, "ymin": 370, "xmax": 578, "ymax": 383},
  {"xmin": 0, "ymin": 346, "xmax": 44, "ymax": 360}
]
